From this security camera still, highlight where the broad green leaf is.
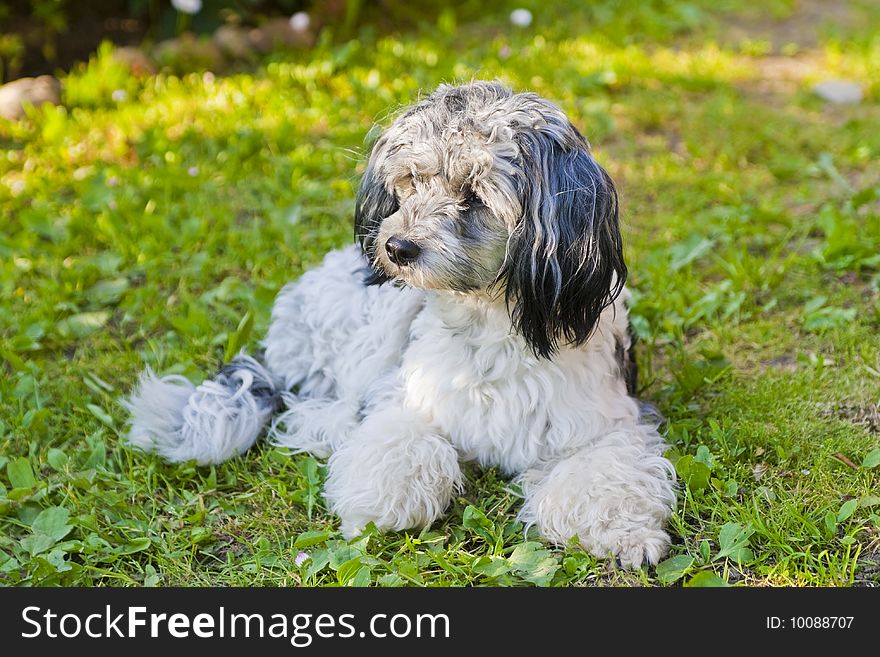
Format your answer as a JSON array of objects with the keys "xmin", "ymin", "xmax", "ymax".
[
  {"xmin": 837, "ymin": 499, "xmax": 859, "ymax": 523},
  {"xmin": 694, "ymin": 445, "xmax": 714, "ymax": 469},
  {"xmin": 859, "ymin": 495, "xmax": 880, "ymax": 508},
  {"xmin": 825, "ymin": 511, "xmax": 838, "ymax": 535},
  {"xmin": 7, "ymin": 488, "xmax": 34, "ymax": 501},
  {"xmin": 472, "ymin": 556, "xmax": 512, "ymax": 578},
  {"xmin": 862, "ymin": 449, "xmax": 880, "ymax": 469},
  {"xmin": 714, "ymin": 522, "xmax": 754, "ymax": 564},
  {"xmin": 336, "ymin": 557, "xmax": 364, "ymax": 585},
  {"xmin": 508, "ymin": 541, "xmax": 559, "ymax": 586},
  {"xmin": 20, "ymin": 533, "xmax": 56, "ymax": 557},
  {"xmin": 349, "ymin": 565, "xmax": 372, "ymax": 587},
  {"xmin": 46, "ymin": 448, "xmax": 68, "ymax": 470},
  {"xmin": 462, "ymin": 505, "xmax": 495, "ymax": 542},
  {"xmin": 328, "ymin": 541, "xmax": 365, "ymax": 569},
  {"xmin": 189, "ymin": 527, "xmax": 212, "ymax": 543},
  {"xmin": 685, "ymin": 571, "xmax": 729, "ymax": 587},
  {"xmin": 144, "ymin": 565, "xmax": 160, "ymax": 587},
  {"xmin": 655, "ymin": 555, "xmax": 695, "ymax": 584},
  {"xmin": 699, "ymin": 540, "xmax": 711, "ymax": 562},
  {"xmin": 87, "ymin": 403, "xmax": 115, "ymax": 428},
  {"xmin": 45, "ymin": 548, "xmax": 73, "ymax": 573},
  {"xmin": 675, "ymin": 455, "xmax": 710, "ymax": 493},
  {"xmin": 87, "ymin": 278, "xmax": 129, "ymax": 305},
  {"xmin": 304, "ymin": 549, "xmax": 331, "ymax": 579},
  {"xmin": 0, "ymin": 553, "xmax": 20, "ymax": 574},
  {"xmin": 117, "ymin": 538, "xmax": 152, "ymax": 555},
  {"xmin": 7, "ymin": 457, "xmax": 36, "ymax": 489},
  {"xmin": 294, "ymin": 530, "xmax": 333, "ymax": 548},
  {"xmin": 31, "ymin": 506, "xmax": 72, "ymax": 541},
  {"xmin": 379, "ymin": 573, "xmax": 404, "ymax": 587},
  {"xmin": 56, "ymin": 311, "xmax": 110, "ymax": 339}
]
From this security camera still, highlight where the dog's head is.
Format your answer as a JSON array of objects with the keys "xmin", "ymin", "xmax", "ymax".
[{"xmin": 355, "ymin": 81, "xmax": 626, "ymax": 358}]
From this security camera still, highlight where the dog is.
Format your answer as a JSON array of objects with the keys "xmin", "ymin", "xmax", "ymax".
[{"xmin": 125, "ymin": 81, "xmax": 676, "ymax": 569}]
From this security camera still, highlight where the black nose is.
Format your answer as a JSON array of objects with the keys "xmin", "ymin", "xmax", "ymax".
[{"xmin": 385, "ymin": 237, "xmax": 421, "ymax": 265}]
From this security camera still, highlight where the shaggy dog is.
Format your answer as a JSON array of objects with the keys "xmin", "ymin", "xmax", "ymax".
[{"xmin": 125, "ymin": 81, "xmax": 676, "ymax": 569}]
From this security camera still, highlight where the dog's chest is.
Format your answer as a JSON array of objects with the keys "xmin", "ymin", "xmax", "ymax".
[{"xmin": 400, "ymin": 295, "xmax": 626, "ymax": 474}]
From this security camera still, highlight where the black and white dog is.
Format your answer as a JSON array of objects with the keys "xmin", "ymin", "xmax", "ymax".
[{"xmin": 126, "ymin": 81, "xmax": 676, "ymax": 568}]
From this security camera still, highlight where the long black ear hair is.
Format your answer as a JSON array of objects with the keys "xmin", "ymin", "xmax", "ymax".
[
  {"xmin": 502, "ymin": 123, "xmax": 627, "ymax": 359},
  {"xmin": 354, "ymin": 132, "xmax": 397, "ymax": 285}
]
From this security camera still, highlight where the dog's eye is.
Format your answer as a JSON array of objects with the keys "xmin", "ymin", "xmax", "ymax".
[{"xmin": 462, "ymin": 189, "xmax": 483, "ymax": 210}]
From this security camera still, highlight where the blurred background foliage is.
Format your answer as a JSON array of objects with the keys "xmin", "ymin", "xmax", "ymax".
[
  {"xmin": 4, "ymin": 0, "xmax": 305, "ymax": 81},
  {"xmin": 0, "ymin": 0, "xmax": 788, "ymax": 82}
]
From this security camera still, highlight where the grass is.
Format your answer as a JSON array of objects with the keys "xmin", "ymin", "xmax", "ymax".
[{"xmin": 1, "ymin": 0, "xmax": 879, "ymax": 587}]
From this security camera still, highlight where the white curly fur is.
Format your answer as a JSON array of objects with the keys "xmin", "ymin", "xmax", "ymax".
[
  {"xmin": 124, "ymin": 81, "xmax": 677, "ymax": 569},
  {"xmin": 124, "ymin": 356, "xmax": 277, "ymax": 465}
]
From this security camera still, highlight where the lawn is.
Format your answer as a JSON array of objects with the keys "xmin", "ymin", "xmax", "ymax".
[{"xmin": 1, "ymin": 0, "xmax": 879, "ymax": 587}]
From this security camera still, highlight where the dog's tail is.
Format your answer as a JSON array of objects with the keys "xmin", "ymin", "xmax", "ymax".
[{"xmin": 122, "ymin": 354, "xmax": 281, "ymax": 465}]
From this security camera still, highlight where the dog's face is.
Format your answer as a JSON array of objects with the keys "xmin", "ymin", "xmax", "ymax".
[{"xmin": 355, "ymin": 81, "xmax": 626, "ymax": 358}]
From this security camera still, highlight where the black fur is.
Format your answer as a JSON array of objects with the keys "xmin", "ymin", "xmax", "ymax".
[
  {"xmin": 503, "ymin": 124, "xmax": 627, "ymax": 359},
  {"xmin": 616, "ymin": 321, "xmax": 639, "ymax": 396},
  {"xmin": 354, "ymin": 135, "xmax": 397, "ymax": 285},
  {"xmin": 218, "ymin": 354, "xmax": 281, "ymax": 410},
  {"xmin": 442, "ymin": 87, "xmax": 468, "ymax": 113}
]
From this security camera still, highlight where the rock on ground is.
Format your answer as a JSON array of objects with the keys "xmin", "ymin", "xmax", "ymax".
[
  {"xmin": 0, "ymin": 75, "xmax": 62, "ymax": 120},
  {"xmin": 812, "ymin": 79, "xmax": 864, "ymax": 104}
]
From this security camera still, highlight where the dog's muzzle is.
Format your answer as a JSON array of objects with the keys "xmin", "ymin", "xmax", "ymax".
[{"xmin": 385, "ymin": 237, "xmax": 421, "ymax": 266}]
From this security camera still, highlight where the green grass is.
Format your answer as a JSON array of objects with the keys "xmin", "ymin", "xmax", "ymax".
[{"xmin": 1, "ymin": 0, "xmax": 879, "ymax": 587}]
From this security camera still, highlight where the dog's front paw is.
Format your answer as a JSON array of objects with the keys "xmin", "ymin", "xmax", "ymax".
[
  {"xmin": 526, "ymin": 492, "xmax": 674, "ymax": 570},
  {"xmin": 552, "ymin": 511, "xmax": 671, "ymax": 570},
  {"xmin": 604, "ymin": 525, "xmax": 671, "ymax": 570},
  {"xmin": 324, "ymin": 409, "xmax": 463, "ymax": 537},
  {"xmin": 518, "ymin": 431, "xmax": 676, "ymax": 570}
]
